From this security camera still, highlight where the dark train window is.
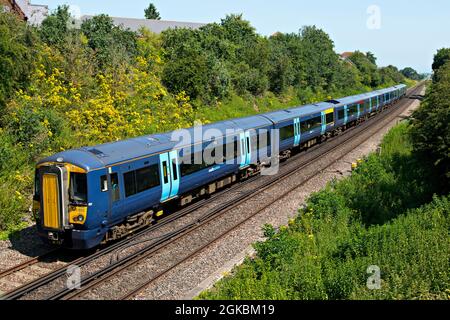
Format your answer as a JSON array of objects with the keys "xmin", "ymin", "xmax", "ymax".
[
  {"xmin": 124, "ymin": 165, "xmax": 160, "ymax": 198},
  {"xmin": 300, "ymin": 116, "xmax": 322, "ymax": 133},
  {"xmin": 246, "ymin": 137, "xmax": 250, "ymax": 156},
  {"xmin": 101, "ymin": 173, "xmax": 121, "ymax": 201},
  {"xmin": 223, "ymin": 140, "xmax": 239, "ymax": 161},
  {"xmin": 348, "ymin": 104, "xmax": 358, "ymax": 117},
  {"xmin": 111, "ymin": 173, "xmax": 120, "ymax": 202},
  {"xmin": 124, "ymin": 171, "xmax": 137, "ymax": 197},
  {"xmin": 371, "ymin": 97, "xmax": 377, "ymax": 107},
  {"xmin": 338, "ymin": 109, "xmax": 345, "ymax": 120},
  {"xmin": 34, "ymin": 170, "xmax": 40, "ymax": 198},
  {"xmin": 136, "ymin": 165, "xmax": 160, "ymax": 193},
  {"xmin": 180, "ymin": 151, "xmax": 212, "ymax": 177},
  {"xmin": 70, "ymin": 173, "xmax": 88, "ymax": 204},
  {"xmin": 171, "ymin": 161, "xmax": 178, "ymax": 181},
  {"xmin": 326, "ymin": 112, "xmax": 334, "ymax": 124},
  {"xmin": 280, "ymin": 125, "xmax": 295, "ymax": 141},
  {"xmin": 364, "ymin": 100, "xmax": 370, "ymax": 111},
  {"xmin": 162, "ymin": 161, "xmax": 169, "ymax": 184},
  {"xmin": 257, "ymin": 131, "xmax": 271, "ymax": 150}
]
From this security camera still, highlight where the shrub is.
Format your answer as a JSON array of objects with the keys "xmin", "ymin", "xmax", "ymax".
[{"xmin": 411, "ymin": 61, "xmax": 450, "ymax": 187}]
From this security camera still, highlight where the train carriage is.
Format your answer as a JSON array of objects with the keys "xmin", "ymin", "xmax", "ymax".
[{"xmin": 34, "ymin": 84, "xmax": 408, "ymax": 249}]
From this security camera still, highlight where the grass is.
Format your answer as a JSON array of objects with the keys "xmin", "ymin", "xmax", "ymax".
[{"xmin": 199, "ymin": 122, "xmax": 450, "ymax": 300}]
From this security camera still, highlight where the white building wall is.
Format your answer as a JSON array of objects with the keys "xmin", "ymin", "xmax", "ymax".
[{"xmin": 16, "ymin": 0, "xmax": 48, "ymax": 25}]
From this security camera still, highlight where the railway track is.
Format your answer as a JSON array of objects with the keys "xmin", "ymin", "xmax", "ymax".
[
  {"xmin": 0, "ymin": 249, "xmax": 60, "ymax": 279},
  {"xmin": 0, "ymin": 163, "xmax": 269, "ymax": 300},
  {"xmin": 0, "ymin": 83, "xmax": 423, "ymax": 300},
  {"xmin": 0, "ymin": 248, "xmax": 87, "ymax": 295}
]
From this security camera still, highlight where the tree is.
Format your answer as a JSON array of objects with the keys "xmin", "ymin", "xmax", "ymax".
[
  {"xmin": 379, "ymin": 65, "xmax": 404, "ymax": 85},
  {"xmin": 411, "ymin": 60, "xmax": 450, "ymax": 186},
  {"xmin": 349, "ymin": 51, "xmax": 381, "ymax": 87},
  {"xmin": 144, "ymin": 3, "xmax": 161, "ymax": 20},
  {"xmin": 267, "ymin": 35, "xmax": 295, "ymax": 94},
  {"xmin": 400, "ymin": 67, "xmax": 422, "ymax": 80},
  {"xmin": 432, "ymin": 48, "xmax": 450, "ymax": 72},
  {"xmin": 39, "ymin": 5, "xmax": 72, "ymax": 47},
  {"xmin": 0, "ymin": 12, "xmax": 39, "ymax": 110},
  {"xmin": 299, "ymin": 26, "xmax": 339, "ymax": 90},
  {"xmin": 366, "ymin": 51, "xmax": 377, "ymax": 65},
  {"xmin": 81, "ymin": 14, "xmax": 138, "ymax": 67}
]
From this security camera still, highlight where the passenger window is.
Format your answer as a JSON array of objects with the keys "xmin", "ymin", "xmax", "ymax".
[
  {"xmin": 326, "ymin": 112, "xmax": 334, "ymax": 124},
  {"xmin": 257, "ymin": 130, "xmax": 270, "ymax": 150},
  {"xmin": 136, "ymin": 165, "xmax": 160, "ymax": 193},
  {"xmin": 101, "ymin": 175, "xmax": 108, "ymax": 192},
  {"xmin": 162, "ymin": 162, "xmax": 169, "ymax": 184},
  {"xmin": 172, "ymin": 161, "xmax": 178, "ymax": 181},
  {"xmin": 280, "ymin": 125, "xmax": 295, "ymax": 140},
  {"xmin": 111, "ymin": 173, "xmax": 120, "ymax": 202},
  {"xmin": 124, "ymin": 171, "xmax": 137, "ymax": 198}
]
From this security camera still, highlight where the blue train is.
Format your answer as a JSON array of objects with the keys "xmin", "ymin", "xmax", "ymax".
[{"xmin": 34, "ymin": 84, "xmax": 407, "ymax": 249}]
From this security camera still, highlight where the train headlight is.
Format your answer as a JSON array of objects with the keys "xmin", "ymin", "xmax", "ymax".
[{"xmin": 77, "ymin": 215, "xmax": 84, "ymax": 222}]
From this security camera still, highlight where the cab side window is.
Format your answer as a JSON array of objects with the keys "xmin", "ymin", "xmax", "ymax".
[
  {"xmin": 111, "ymin": 173, "xmax": 120, "ymax": 202},
  {"xmin": 101, "ymin": 173, "xmax": 120, "ymax": 202}
]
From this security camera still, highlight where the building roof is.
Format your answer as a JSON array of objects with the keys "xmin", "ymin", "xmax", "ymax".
[
  {"xmin": 79, "ymin": 15, "xmax": 206, "ymax": 34},
  {"xmin": 1, "ymin": 0, "xmax": 27, "ymax": 20},
  {"xmin": 340, "ymin": 52, "xmax": 354, "ymax": 59}
]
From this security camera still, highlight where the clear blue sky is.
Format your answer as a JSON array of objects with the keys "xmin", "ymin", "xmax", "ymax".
[{"xmin": 39, "ymin": 0, "xmax": 450, "ymax": 73}]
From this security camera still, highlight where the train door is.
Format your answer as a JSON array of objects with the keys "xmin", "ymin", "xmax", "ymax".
[
  {"xmin": 344, "ymin": 105, "xmax": 348, "ymax": 125},
  {"xmin": 108, "ymin": 167, "xmax": 122, "ymax": 220},
  {"xmin": 320, "ymin": 113, "xmax": 326, "ymax": 135},
  {"xmin": 239, "ymin": 131, "xmax": 253, "ymax": 167},
  {"xmin": 293, "ymin": 118, "xmax": 301, "ymax": 146},
  {"xmin": 159, "ymin": 150, "xmax": 180, "ymax": 202}
]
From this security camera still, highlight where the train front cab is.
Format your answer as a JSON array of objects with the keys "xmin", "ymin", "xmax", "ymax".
[{"xmin": 35, "ymin": 163, "xmax": 105, "ymax": 249}]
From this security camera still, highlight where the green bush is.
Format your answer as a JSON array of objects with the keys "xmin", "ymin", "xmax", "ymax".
[
  {"xmin": 0, "ymin": 12, "xmax": 39, "ymax": 109},
  {"xmin": 411, "ymin": 59, "xmax": 450, "ymax": 187}
]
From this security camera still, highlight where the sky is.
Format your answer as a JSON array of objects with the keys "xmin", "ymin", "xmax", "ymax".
[{"xmin": 38, "ymin": 0, "xmax": 450, "ymax": 73}]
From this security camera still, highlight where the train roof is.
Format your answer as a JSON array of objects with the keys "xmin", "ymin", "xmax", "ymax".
[{"xmin": 39, "ymin": 84, "xmax": 406, "ymax": 171}]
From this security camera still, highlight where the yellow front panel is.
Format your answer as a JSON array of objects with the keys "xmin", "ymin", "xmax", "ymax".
[
  {"xmin": 69, "ymin": 206, "xmax": 87, "ymax": 224},
  {"xmin": 43, "ymin": 174, "xmax": 60, "ymax": 229}
]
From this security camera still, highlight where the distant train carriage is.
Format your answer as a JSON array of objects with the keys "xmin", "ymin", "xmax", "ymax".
[{"xmin": 34, "ymin": 84, "xmax": 407, "ymax": 249}]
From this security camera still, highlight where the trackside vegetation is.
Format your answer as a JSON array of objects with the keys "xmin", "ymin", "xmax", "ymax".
[
  {"xmin": 199, "ymin": 123, "xmax": 450, "ymax": 300},
  {"xmin": 0, "ymin": 4, "xmax": 423, "ymax": 239}
]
